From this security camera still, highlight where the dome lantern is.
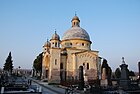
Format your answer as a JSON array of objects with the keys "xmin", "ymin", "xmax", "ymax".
[{"xmin": 71, "ymin": 14, "xmax": 80, "ymax": 27}]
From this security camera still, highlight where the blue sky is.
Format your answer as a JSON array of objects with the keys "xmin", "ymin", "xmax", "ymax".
[{"xmin": 0, "ymin": 0, "xmax": 140, "ymax": 71}]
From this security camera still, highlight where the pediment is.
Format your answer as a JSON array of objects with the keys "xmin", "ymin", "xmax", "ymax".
[{"xmin": 75, "ymin": 50, "xmax": 98, "ymax": 59}]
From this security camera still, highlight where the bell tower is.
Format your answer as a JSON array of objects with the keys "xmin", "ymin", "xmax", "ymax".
[{"xmin": 48, "ymin": 30, "xmax": 61, "ymax": 84}]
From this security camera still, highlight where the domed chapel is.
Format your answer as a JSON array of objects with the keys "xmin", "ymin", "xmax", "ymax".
[{"xmin": 42, "ymin": 15, "xmax": 102, "ymax": 84}]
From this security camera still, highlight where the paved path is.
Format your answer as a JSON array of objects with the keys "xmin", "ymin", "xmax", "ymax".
[
  {"xmin": 31, "ymin": 81, "xmax": 58, "ymax": 94},
  {"xmin": 31, "ymin": 78, "xmax": 65, "ymax": 94},
  {"xmin": 30, "ymin": 78, "xmax": 82, "ymax": 94}
]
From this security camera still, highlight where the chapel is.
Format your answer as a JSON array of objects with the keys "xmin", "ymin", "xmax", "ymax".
[{"xmin": 42, "ymin": 15, "xmax": 101, "ymax": 84}]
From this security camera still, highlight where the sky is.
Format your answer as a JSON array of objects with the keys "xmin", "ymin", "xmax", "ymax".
[{"xmin": 0, "ymin": 0, "xmax": 140, "ymax": 72}]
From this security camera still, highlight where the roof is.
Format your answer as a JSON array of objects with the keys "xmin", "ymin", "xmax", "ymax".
[{"xmin": 62, "ymin": 26, "xmax": 90, "ymax": 41}]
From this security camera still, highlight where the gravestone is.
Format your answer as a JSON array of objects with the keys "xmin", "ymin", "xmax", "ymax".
[
  {"xmin": 119, "ymin": 57, "xmax": 130, "ymax": 88},
  {"xmin": 78, "ymin": 66, "xmax": 84, "ymax": 90}
]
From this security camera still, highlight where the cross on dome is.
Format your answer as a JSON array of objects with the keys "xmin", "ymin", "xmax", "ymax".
[{"xmin": 122, "ymin": 57, "xmax": 125, "ymax": 64}]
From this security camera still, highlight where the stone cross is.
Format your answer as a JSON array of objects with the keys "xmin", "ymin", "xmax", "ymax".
[{"xmin": 122, "ymin": 57, "xmax": 125, "ymax": 64}]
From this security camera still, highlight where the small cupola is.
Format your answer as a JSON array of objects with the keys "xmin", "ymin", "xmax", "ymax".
[
  {"xmin": 51, "ymin": 30, "xmax": 60, "ymax": 40},
  {"xmin": 43, "ymin": 39, "xmax": 51, "ymax": 47},
  {"xmin": 71, "ymin": 14, "xmax": 80, "ymax": 27},
  {"xmin": 50, "ymin": 30, "xmax": 60, "ymax": 48}
]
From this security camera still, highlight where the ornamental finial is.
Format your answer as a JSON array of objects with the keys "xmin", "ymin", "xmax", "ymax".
[
  {"xmin": 75, "ymin": 11, "xmax": 77, "ymax": 16},
  {"xmin": 55, "ymin": 29, "xmax": 57, "ymax": 34},
  {"xmin": 122, "ymin": 57, "xmax": 125, "ymax": 64},
  {"xmin": 47, "ymin": 38, "xmax": 49, "ymax": 42}
]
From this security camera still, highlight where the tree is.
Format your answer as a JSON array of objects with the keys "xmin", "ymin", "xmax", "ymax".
[
  {"xmin": 101, "ymin": 59, "xmax": 108, "ymax": 69},
  {"xmin": 129, "ymin": 70, "xmax": 135, "ymax": 76},
  {"xmin": 33, "ymin": 53, "xmax": 43, "ymax": 77},
  {"xmin": 3, "ymin": 52, "xmax": 14, "ymax": 74},
  {"xmin": 101, "ymin": 59, "xmax": 112, "ymax": 78},
  {"xmin": 115, "ymin": 68, "xmax": 121, "ymax": 78}
]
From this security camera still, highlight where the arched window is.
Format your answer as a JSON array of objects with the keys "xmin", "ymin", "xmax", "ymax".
[
  {"xmin": 82, "ymin": 43, "xmax": 84, "ymax": 46},
  {"xmin": 83, "ymin": 63, "xmax": 85, "ymax": 68},
  {"xmin": 55, "ymin": 59, "xmax": 57, "ymax": 65},
  {"xmin": 87, "ymin": 63, "xmax": 89, "ymax": 70},
  {"xmin": 60, "ymin": 63, "xmax": 63, "ymax": 69},
  {"xmin": 55, "ymin": 42, "xmax": 57, "ymax": 47}
]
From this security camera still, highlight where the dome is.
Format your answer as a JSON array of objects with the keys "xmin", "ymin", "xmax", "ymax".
[
  {"xmin": 44, "ymin": 40, "xmax": 51, "ymax": 47},
  {"xmin": 62, "ymin": 26, "xmax": 90, "ymax": 41},
  {"xmin": 62, "ymin": 15, "xmax": 90, "ymax": 41},
  {"xmin": 51, "ymin": 31, "xmax": 60, "ymax": 40},
  {"xmin": 71, "ymin": 15, "xmax": 80, "ymax": 22}
]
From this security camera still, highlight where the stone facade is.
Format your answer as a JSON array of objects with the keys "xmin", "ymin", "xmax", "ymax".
[{"xmin": 42, "ymin": 15, "xmax": 101, "ymax": 84}]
